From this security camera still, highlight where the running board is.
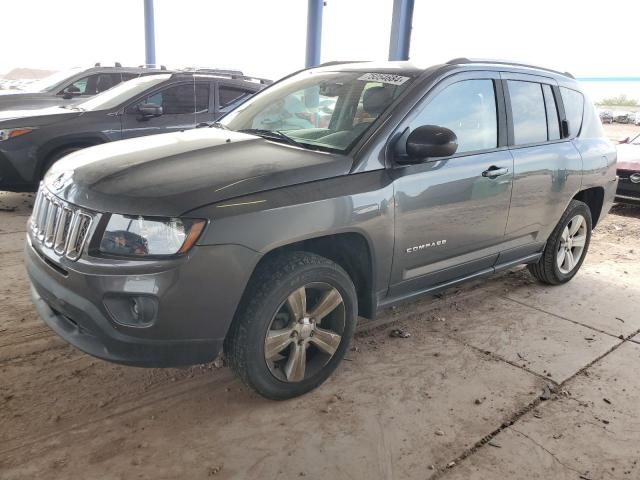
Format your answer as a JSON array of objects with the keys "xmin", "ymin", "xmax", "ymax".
[{"xmin": 378, "ymin": 252, "xmax": 541, "ymax": 310}]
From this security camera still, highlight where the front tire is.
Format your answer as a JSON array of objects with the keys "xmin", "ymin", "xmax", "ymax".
[
  {"xmin": 225, "ymin": 252, "xmax": 357, "ymax": 400},
  {"xmin": 528, "ymin": 199, "xmax": 592, "ymax": 285}
]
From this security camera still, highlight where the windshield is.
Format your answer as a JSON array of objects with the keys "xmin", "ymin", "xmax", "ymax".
[
  {"xmin": 20, "ymin": 68, "xmax": 84, "ymax": 93},
  {"xmin": 221, "ymin": 70, "xmax": 415, "ymax": 152},
  {"xmin": 76, "ymin": 74, "xmax": 171, "ymax": 111}
]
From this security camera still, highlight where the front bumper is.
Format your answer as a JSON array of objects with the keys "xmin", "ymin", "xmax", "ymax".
[
  {"xmin": 616, "ymin": 169, "xmax": 640, "ymax": 204},
  {"xmin": 26, "ymin": 237, "xmax": 261, "ymax": 367}
]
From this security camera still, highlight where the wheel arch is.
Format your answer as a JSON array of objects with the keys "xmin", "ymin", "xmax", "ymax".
[
  {"xmin": 573, "ymin": 186, "xmax": 604, "ymax": 227},
  {"xmin": 38, "ymin": 135, "xmax": 109, "ymax": 178},
  {"xmin": 243, "ymin": 232, "xmax": 376, "ymax": 320}
]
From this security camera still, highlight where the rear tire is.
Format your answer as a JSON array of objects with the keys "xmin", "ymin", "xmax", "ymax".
[
  {"xmin": 528, "ymin": 200, "xmax": 592, "ymax": 285},
  {"xmin": 225, "ymin": 251, "xmax": 357, "ymax": 400}
]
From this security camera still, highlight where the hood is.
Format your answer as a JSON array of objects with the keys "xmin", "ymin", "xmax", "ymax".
[
  {"xmin": 46, "ymin": 128, "xmax": 353, "ymax": 216},
  {"xmin": 0, "ymin": 106, "xmax": 82, "ymax": 127},
  {"xmin": 0, "ymin": 91, "xmax": 69, "ymax": 111},
  {"xmin": 616, "ymin": 143, "xmax": 640, "ymax": 171}
]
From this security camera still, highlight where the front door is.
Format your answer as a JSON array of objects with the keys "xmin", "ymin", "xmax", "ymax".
[
  {"xmin": 389, "ymin": 73, "xmax": 513, "ymax": 297},
  {"xmin": 121, "ymin": 80, "xmax": 201, "ymax": 139}
]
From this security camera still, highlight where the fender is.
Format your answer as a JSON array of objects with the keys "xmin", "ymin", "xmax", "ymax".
[{"xmin": 186, "ymin": 169, "xmax": 396, "ymax": 300}]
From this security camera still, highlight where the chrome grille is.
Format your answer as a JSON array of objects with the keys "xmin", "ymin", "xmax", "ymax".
[{"xmin": 30, "ymin": 186, "xmax": 93, "ymax": 261}]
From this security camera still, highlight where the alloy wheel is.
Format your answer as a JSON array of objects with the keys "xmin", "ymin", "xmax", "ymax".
[
  {"xmin": 556, "ymin": 214, "xmax": 587, "ymax": 274},
  {"xmin": 264, "ymin": 282, "xmax": 345, "ymax": 383}
]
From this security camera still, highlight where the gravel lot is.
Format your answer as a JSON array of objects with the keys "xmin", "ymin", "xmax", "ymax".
[{"xmin": 1, "ymin": 185, "xmax": 639, "ymax": 479}]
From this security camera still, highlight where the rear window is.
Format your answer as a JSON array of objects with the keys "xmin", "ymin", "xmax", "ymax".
[
  {"xmin": 560, "ymin": 87, "xmax": 584, "ymax": 137},
  {"xmin": 508, "ymin": 80, "xmax": 547, "ymax": 145}
]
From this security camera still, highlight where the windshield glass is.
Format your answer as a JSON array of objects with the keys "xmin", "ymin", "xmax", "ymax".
[
  {"xmin": 76, "ymin": 74, "xmax": 171, "ymax": 111},
  {"xmin": 221, "ymin": 70, "xmax": 415, "ymax": 152},
  {"xmin": 21, "ymin": 68, "xmax": 84, "ymax": 93}
]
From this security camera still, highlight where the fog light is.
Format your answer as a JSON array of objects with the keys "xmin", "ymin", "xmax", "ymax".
[{"xmin": 104, "ymin": 294, "xmax": 158, "ymax": 327}]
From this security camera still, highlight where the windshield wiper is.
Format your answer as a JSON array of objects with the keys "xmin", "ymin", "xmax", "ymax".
[{"xmin": 238, "ymin": 128, "xmax": 306, "ymax": 149}]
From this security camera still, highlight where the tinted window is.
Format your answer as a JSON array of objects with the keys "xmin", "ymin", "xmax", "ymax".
[
  {"xmin": 219, "ymin": 86, "xmax": 253, "ymax": 108},
  {"xmin": 137, "ymin": 83, "xmax": 195, "ymax": 114},
  {"xmin": 122, "ymin": 73, "xmax": 140, "ymax": 81},
  {"xmin": 94, "ymin": 74, "xmax": 122, "ymax": 94},
  {"xmin": 411, "ymin": 79, "xmax": 497, "ymax": 153},
  {"xmin": 508, "ymin": 80, "xmax": 547, "ymax": 145},
  {"xmin": 195, "ymin": 83, "xmax": 210, "ymax": 112},
  {"xmin": 560, "ymin": 87, "xmax": 584, "ymax": 137},
  {"xmin": 65, "ymin": 76, "xmax": 89, "ymax": 95},
  {"xmin": 542, "ymin": 84, "xmax": 560, "ymax": 140}
]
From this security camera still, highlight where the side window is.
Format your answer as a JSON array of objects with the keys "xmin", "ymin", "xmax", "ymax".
[
  {"xmin": 560, "ymin": 87, "xmax": 584, "ymax": 137},
  {"xmin": 508, "ymin": 80, "xmax": 547, "ymax": 145},
  {"xmin": 411, "ymin": 79, "xmax": 498, "ymax": 154},
  {"xmin": 62, "ymin": 76, "xmax": 89, "ymax": 95},
  {"xmin": 94, "ymin": 74, "xmax": 122, "ymax": 94},
  {"xmin": 139, "ymin": 84, "xmax": 195, "ymax": 114},
  {"xmin": 121, "ymin": 73, "xmax": 140, "ymax": 81},
  {"xmin": 195, "ymin": 83, "xmax": 210, "ymax": 113},
  {"xmin": 219, "ymin": 86, "xmax": 253, "ymax": 108},
  {"xmin": 542, "ymin": 84, "xmax": 560, "ymax": 140}
]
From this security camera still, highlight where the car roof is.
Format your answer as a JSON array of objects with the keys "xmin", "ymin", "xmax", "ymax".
[{"xmin": 308, "ymin": 58, "xmax": 579, "ymax": 87}]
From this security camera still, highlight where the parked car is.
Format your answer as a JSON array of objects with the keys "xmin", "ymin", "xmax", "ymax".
[
  {"xmin": 26, "ymin": 59, "xmax": 617, "ymax": 399},
  {"xmin": 598, "ymin": 109, "xmax": 613, "ymax": 124},
  {"xmin": 0, "ymin": 69, "xmax": 269, "ymax": 191},
  {"xmin": 613, "ymin": 111, "xmax": 634, "ymax": 123},
  {"xmin": 616, "ymin": 132, "xmax": 640, "ymax": 204},
  {"xmin": 0, "ymin": 63, "xmax": 171, "ymax": 111}
]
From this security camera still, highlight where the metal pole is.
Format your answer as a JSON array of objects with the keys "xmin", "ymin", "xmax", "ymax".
[
  {"xmin": 144, "ymin": 0, "xmax": 156, "ymax": 66},
  {"xmin": 388, "ymin": 0, "xmax": 414, "ymax": 61},
  {"xmin": 305, "ymin": 0, "xmax": 324, "ymax": 68}
]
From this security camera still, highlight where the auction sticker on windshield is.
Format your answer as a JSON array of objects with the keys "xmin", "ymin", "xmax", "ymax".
[{"xmin": 358, "ymin": 73, "xmax": 410, "ymax": 86}]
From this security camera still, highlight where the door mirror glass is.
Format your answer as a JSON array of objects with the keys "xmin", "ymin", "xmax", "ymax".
[
  {"xmin": 402, "ymin": 125, "xmax": 458, "ymax": 163},
  {"xmin": 137, "ymin": 103, "xmax": 163, "ymax": 119}
]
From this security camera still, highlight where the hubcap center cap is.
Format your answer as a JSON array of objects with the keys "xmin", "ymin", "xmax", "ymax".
[{"xmin": 297, "ymin": 316, "xmax": 314, "ymax": 339}]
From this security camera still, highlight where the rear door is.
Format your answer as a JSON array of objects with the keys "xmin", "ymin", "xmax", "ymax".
[
  {"xmin": 389, "ymin": 72, "xmax": 514, "ymax": 296},
  {"xmin": 121, "ymin": 79, "xmax": 201, "ymax": 139},
  {"xmin": 500, "ymin": 73, "xmax": 582, "ymax": 260}
]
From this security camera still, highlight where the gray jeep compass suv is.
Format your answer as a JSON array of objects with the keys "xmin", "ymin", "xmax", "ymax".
[{"xmin": 26, "ymin": 59, "xmax": 618, "ymax": 399}]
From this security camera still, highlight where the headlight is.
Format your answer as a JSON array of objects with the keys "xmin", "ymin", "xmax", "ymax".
[
  {"xmin": 100, "ymin": 214, "xmax": 206, "ymax": 257},
  {"xmin": 0, "ymin": 127, "xmax": 34, "ymax": 141}
]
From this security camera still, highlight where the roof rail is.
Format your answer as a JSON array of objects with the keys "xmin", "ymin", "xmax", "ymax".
[
  {"xmin": 180, "ymin": 67, "xmax": 244, "ymax": 76},
  {"xmin": 138, "ymin": 64, "xmax": 168, "ymax": 70},
  {"xmin": 446, "ymin": 58, "xmax": 575, "ymax": 79},
  {"xmin": 316, "ymin": 60, "xmax": 366, "ymax": 68},
  {"xmin": 175, "ymin": 68, "xmax": 272, "ymax": 85}
]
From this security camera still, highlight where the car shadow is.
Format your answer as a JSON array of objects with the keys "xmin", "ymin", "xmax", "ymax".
[{"xmin": 611, "ymin": 202, "xmax": 640, "ymax": 219}]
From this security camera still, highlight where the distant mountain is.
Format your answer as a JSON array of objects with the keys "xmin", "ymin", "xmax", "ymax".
[{"xmin": 2, "ymin": 68, "xmax": 55, "ymax": 80}]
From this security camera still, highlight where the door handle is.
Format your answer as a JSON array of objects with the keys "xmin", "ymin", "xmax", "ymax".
[{"xmin": 482, "ymin": 166, "xmax": 509, "ymax": 178}]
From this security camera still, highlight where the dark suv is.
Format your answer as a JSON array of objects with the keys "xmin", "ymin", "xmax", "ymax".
[
  {"xmin": 26, "ymin": 59, "xmax": 617, "ymax": 399},
  {"xmin": 0, "ymin": 63, "xmax": 170, "ymax": 111},
  {"xmin": 0, "ymin": 69, "xmax": 270, "ymax": 191}
]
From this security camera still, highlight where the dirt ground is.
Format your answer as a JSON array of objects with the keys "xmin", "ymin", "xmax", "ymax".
[{"xmin": 1, "ymin": 192, "xmax": 640, "ymax": 478}]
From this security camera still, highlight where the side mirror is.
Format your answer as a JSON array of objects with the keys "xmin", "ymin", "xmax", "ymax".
[
  {"xmin": 402, "ymin": 125, "xmax": 458, "ymax": 163},
  {"xmin": 619, "ymin": 136, "xmax": 630, "ymax": 145},
  {"xmin": 137, "ymin": 103, "xmax": 163, "ymax": 120},
  {"xmin": 62, "ymin": 85, "xmax": 81, "ymax": 100}
]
